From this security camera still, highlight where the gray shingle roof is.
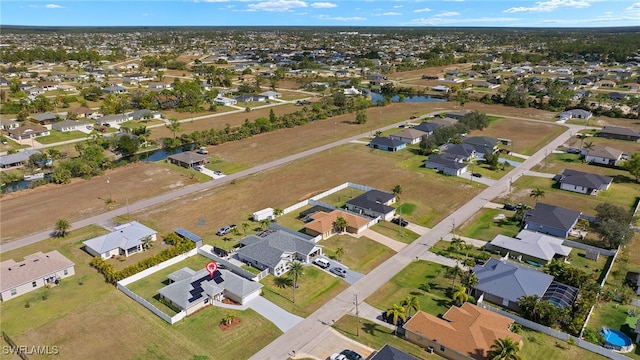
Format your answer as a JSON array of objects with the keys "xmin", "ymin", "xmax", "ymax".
[
  {"xmin": 559, "ymin": 169, "xmax": 613, "ymax": 190},
  {"xmin": 525, "ymin": 203, "xmax": 581, "ymax": 233},
  {"xmin": 346, "ymin": 190, "xmax": 396, "ymax": 214},
  {"xmin": 83, "ymin": 221, "xmax": 156, "ymax": 254},
  {"xmin": 390, "ymin": 128, "xmax": 427, "ymax": 140},
  {"xmin": 472, "ymin": 258, "xmax": 554, "ymax": 304},
  {"xmin": 369, "ymin": 136, "xmax": 405, "ymax": 149},
  {"xmin": 413, "ymin": 121, "xmax": 440, "ymax": 133},
  {"xmin": 370, "ymin": 344, "xmax": 420, "ymax": 360},
  {"xmin": 425, "ymin": 153, "xmax": 468, "ymax": 169},
  {"xmin": 586, "ymin": 146, "xmax": 623, "ymax": 160},
  {"xmin": 0, "ymin": 149, "xmax": 41, "ymax": 167},
  {"xmin": 237, "ymin": 230, "xmax": 317, "ymax": 268},
  {"xmin": 462, "ymin": 136, "xmax": 499, "ymax": 149},
  {"xmin": 600, "ymin": 126, "xmax": 639, "ymax": 137}
]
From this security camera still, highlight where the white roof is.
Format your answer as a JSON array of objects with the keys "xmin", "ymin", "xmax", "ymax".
[
  {"xmin": 489, "ymin": 230, "xmax": 571, "ymax": 262},
  {"xmin": 1, "ymin": 251, "xmax": 74, "ymax": 291},
  {"xmin": 83, "ymin": 221, "xmax": 156, "ymax": 254}
]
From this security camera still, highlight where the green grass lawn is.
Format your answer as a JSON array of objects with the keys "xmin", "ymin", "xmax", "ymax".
[
  {"xmin": 320, "ymin": 187, "xmax": 366, "ymax": 208},
  {"xmin": 156, "ymin": 161, "xmax": 212, "ymax": 182},
  {"xmin": 333, "ymin": 315, "xmax": 442, "ymax": 359},
  {"xmin": 583, "ymin": 302, "xmax": 640, "ymax": 359},
  {"xmin": 471, "ymin": 160, "xmax": 514, "ymax": 180},
  {"xmin": 370, "ymin": 221, "xmax": 420, "ymax": 244},
  {"xmin": 205, "ymin": 157, "xmax": 248, "ymax": 175},
  {"xmin": 396, "ymin": 202, "xmax": 416, "ymax": 215},
  {"xmin": 37, "ymin": 130, "xmax": 88, "ymax": 144},
  {"xmin": 519, "ymin": 328, "xmax": 608, "ymax": 360},
  {"xmin": 458, "ymin": 208, "xmax": 522, "ymax": 241},
  {"xmin": 321, "ymin": 234, "xmax": 396, "ymax": 273},
  {"xmin": 366, "ymin": 260, "xmax": 455, "ymax": 318},
  {"xmin": 260, "ymin": 266, "xmax": 348, "ymax": 317}
]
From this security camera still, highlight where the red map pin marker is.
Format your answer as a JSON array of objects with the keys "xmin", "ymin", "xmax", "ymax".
[{"xmin": 206, "ymin": 261, "xmax": 218, "ymax": 278}]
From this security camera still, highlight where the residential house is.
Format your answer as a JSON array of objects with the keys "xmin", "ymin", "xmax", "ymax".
[
  {"xmin": 584, "ymin": 146, "xmax": 624, "ymax": 166},
  {"xmin": 558, "ymin": 109, "xmax": 593, "ymax": 121},
  {"xmin": 71, "ymin": 106, "xmax": 100, "ymax": 119},
  {"xmin": 471, "ymin": 80, "xmax": 500, "ymax": 89},
  {"xmin": 442, "ymin": 143, "xmax": 477, "ymax": 162},
  {"xmin": 487, "ymin": 230, "xmax": 572, "ymax": 265},
  {"xmin": 431, "ymin": 85, "xmax": 450, "ymax": 93},
  {"xmin": 389, "ymin": 128, "xmax": 428, "ymax": 145},
  {"xmin": 0, "ymin": 150, "xmax": 41, "ymax": 169},
  {"xmin": 1, "ymin": 250, "xmax": 75, "ymax": 301},
  {"xmin": 236, "ymin": 228, "xmax": 323, "ymax": 276},
  {"xmin": 524, "ymin": 203, "xmax": 581, "ymax": 238},
  {"xmin": 214, "ymin": 96, "xmax": 238, "ymax": 106},
  {"xmin": 413, "ymin": 121, "xmax": 441, "ymax": 136},
  {"xmin": 128, "ymin": 109, "xmax": 162, "ymax": 121},
  {"xmin": 432, "ymin": 117, "xmax": 459, "ymax": 128},
  {"xmin": 167, "ymin": 151, "xmax": 209, "ymax": 169},
  {"xmin": 147, "ymin": 82, "xmax": 172, "ymax": 90},
  {"xmin": 31, "ymin": 111, "xmax": 59, "ymax": 127},
  {"xmin": 343, "ymin": 86, "xmax": 361, "ymax": 95},
  {"xmin": 158, "ymin": 267, "xmax": 262, "ymax": 315},
  {"xmin": 102, "ymin": 85, "xmax": 127, "ymax": 94},
  {"xmin": 52, "ymin": 120, "xmax": 92, "ymax": 132},
  {"xmin": 444, "ymin": 110, "xmax": 473, "ymax": 120},
  {"xmin": 7, "ymin": 125, "xmax": 50, "ymax": 141},
  {"xmin": 369, "ymin": 344, "xmax": 419, "ymax": 360},
  {"xmin": 472, "ymin": 258, "xmax": 577, "ymax": 311},
  {"xmin": 598, "ymin": 126, "xmax": 640, "ymax": 142},
  {"xmin": 369, "ymin": 137, "xmax": 407, "ymax": 152},
  {"xmin": 234, "ymin": 94, "xmax": 267, "ymax": 103},
  {"xmin": 403, "ymin": 303, "xmax": 522, "ymax": 360},
  {"xmin": 0, "ymin": 119, "xmax": 20, "ymax": 131},
  {"xmin": 83, "ymin": 221, "xmax": 157, "ymax": 259},
  {"xmin": 425, "ymin": 153, "xmax": 469, "ymax": 176},
  {"xmin": 558, "ymin": 169, "xmax": 613, "ymax": 195},
  {"xmin": 462, "ymin": 136, "xmax": 499, "ymax": 158},
  {"xmin": 345, "ymin": 189, "xmax": 396, "ymax": 221},
  {"xmin": 258, "ymin": 91, "xmax": 281, "ymax": 99},
  {"xmin": 97, "ymin": 113, "xmax": 132, "ymax": 127},
  {"xmin": 304, "ymin": 209, "xmax": 370, "ymax": 240}
]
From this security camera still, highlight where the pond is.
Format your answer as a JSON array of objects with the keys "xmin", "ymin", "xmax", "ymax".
[
  {"xmin": 123, "ymin": 144, "xmax": 196, "ymax": 163},
  {"xmin": 2, "ymin": 174, "xmax": 52, "ymax": 194},
  {"xmin": 368, "ymin": 91, "xmax": 448, "ymax": 105}
]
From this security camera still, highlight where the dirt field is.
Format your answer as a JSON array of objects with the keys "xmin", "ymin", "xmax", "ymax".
[
  {"xmin": 0, "ymin": 162, "xmax": 201, "ymax": 242},
  {"xmin": 467, "ymin": 117, "xmax": 566, "ymax": 155}
]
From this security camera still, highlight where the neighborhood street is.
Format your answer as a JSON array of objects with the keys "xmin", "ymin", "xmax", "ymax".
[{"xmin": 249, "ymin": 124, "xmax": 578, "ymax": 360}]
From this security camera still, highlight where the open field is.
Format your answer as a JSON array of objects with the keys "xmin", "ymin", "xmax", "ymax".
[
  {"xmin": 321, "ymin": 234, "xmax": 396, "ymax": 273},
  {"xmin": 35, "ymin": 130, "xmax": 88, "ymax": 144},
  {"xmin": 260, "ymin": 266, "xmax": 348, "ymax": 318},
  {"xmin": 466, "ymin": 117, "xmax": 567, "ymax": 155},
  {"xmin": 457, "ymin": 208, "xmax": 521, "ymax": 241},
  {"xmin": 0, "ymin": 226, "xmax": 281, "ymax": 360},
  {"xmin": 369, "ymin": 221, "xmax": 420, "ymax": 244},
  {"xmin": 0, "ymin": 162, "xmax": 201, "ymax": 242},
  {"xmin": 365, "ymin": 260, "xmax": 455, "ymax": 318}
]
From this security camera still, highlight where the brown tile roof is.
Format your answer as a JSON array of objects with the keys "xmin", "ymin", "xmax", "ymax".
[
  {"xmin": 403, "ymin": 303, "xmax": 522, "ymax": 359},
  {"xmin": 1, "ymin": 251, "xmax": 75, "ymax": 291},
  {"xmin": 305, "ymin": 210, "xmax": 370, "ymax": 234}
]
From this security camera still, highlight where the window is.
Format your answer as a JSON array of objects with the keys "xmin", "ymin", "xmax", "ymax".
[
  {"xmin": 440, "ymin": 346, "xmax": 445, "ymax": 352},
  {"xmin": 10, "ymin": 289, "xmax": 17, "ymax": 296},
  {"xmin": 63, "ymin": 269, "xmax": 68, "ymax": 276},
  {"xmin": 32, "ymin": 281, "xmax": 37, "ymax": 288}
]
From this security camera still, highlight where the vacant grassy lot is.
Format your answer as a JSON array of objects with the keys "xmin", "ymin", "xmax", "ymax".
[
  {"xmin": 366, "ymin": 260, "xmax": 455, "ymax": 318},
  {"xmin": 260, "ymin": 266, "xmax": 348, "ymax": 317},
  {"xmin": 369, "ymin": 221, "xmax": 420, "ymax": 244},
  {"xmin": 333, "ymin": 315, "xmax": 442, "ymax": 359},
  {"xmin": 466, "ymin": 117, "xmax": 567, "ymax": 155},
  {"xmin": 1, "ymin": 162, "xmax": 202, "ymax": 242},
  {"xmin": 458, "ymin": 208, "xmax": 522, "ymax": 241},
  {"xmin": 321, "ymin": 234, "xmax": 396, "ymax": 273}
]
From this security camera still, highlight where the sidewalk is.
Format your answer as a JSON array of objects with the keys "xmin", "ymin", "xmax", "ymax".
[{"xmin": 523, "ymin": 170, "xmax": 556, "ymax": 178}]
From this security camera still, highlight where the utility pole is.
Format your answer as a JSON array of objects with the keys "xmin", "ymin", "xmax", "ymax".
[
  {"xmin": 354, "ymin": 293, "xmax": 360, "ymax": 336},
  {"xmin": 107, "ymin": 176, "xmax": 113, "ymax": 200}
]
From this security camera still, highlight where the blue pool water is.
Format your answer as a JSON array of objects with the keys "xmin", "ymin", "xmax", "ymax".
[{"xmin": 601, "ymin": 328, "xmax": 632, "ymax": 347}]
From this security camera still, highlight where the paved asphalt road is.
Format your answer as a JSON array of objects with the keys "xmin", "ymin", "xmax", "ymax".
[
  {"xmin": 0, "ymin": 116, "xmax": 434, "ymax": 253},
  {"xmin": 250, "ymin": 124, "xmax": 580, "ymax": 360}
]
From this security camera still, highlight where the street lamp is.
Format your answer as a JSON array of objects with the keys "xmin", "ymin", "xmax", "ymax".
[
  {"xmin": 107, "ymin": 176, "xmax": 113, "ymax": 200},
  {"xmin": 354, "ymin": 293, "xmax": 360, "ymax": 336}
]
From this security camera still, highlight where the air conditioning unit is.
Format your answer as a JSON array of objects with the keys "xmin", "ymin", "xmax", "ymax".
[{"xmin": 426, "ymin": 346, "xmax": 434, "ymax": 353}]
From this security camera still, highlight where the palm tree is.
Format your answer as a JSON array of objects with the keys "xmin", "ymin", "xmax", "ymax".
[
  {"xmin": 273, "ymin": 208, "xmax": 284, "ymax": 220},
  {"xmin": 462, "ymin": 272, "xmax": 478, "ymax": 294},
  {"xmin": 221, "ymin": 314, "xmax": 237, "ymax": 326},
  {"xmin": 288, "ymin": 261, "xmax": 305, "ymax": 303},
  {"xmin": 489, "ymin": 337, "xmax": 523, "ymax": 360},
  {"xmin": 260, "ymin": 218, "xmax": 271, "ymax": 230},
  {"xmin": 401, "ymin": 295, "xmax": 420, "ymax": 318},
  {"xmin": 517, "ymin": 295, "xmax": 542, "ymax": 322},
  {"xmin": 392, "ymin": 184, "xmax": 402, "ymax": 201},
  {"xmin": 54, "ymin": 218, "xmax": 71, "ymax": 237},
  {"xmin": 583, "ymin": 140, "xmax": 595, "ymax": 152},
  {"xmin": 273, "ymin": 276, "xmax": 293, "ymax": 290},
  {"xmin": 452, "ymin": 284, "xmax": 469, "ymax": 305},
  {"xmin": 165, "ymin": 118, "xmax": 182, "ymax": 140},
  {"xmin": 449, "ymin": 237, "xmax": 466, "ymax": 256},
  {"xmin": 335, "ymin": 247, "xmax": 345, "ymax": 261},
  {"xmin": 334, "ymin": 216, "xmax": 348, "ymax": 234},
  {"xmin": 385, "ymin": 304, "xmax": 407, "ymax": 335},
  {"xmin": 529, "ymin": 187, "xmax": 545, "ymax": 205},
  {"xmin": 446, "ymin": 265, "xmax": 464, "ymax": 290},
  {"xmin": 241, "ymin": 222, "xmax": 250, "ymax": 235},
  {"xmin": 141, "ymin": 235, "xmax": 154, "ymax": 250}
]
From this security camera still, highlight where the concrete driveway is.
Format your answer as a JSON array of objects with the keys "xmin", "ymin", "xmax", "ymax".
[
  {"xmin": 359, "ymin": 229, "xmax": 406, "ymax": 252},
  {"xmin": 312, "ymin": 256, "xmax": 364, "ymax": 285},
  {"xmin": 294, "ymin": 327, "xmax": 375, "ymax": 360},
  {"xmin": 197, "ymin": 167, "xmax": 226, "ymax": 179},
  {"xmin": 248, "ymin": 296, "xmax": 303, "ymax": 332}
]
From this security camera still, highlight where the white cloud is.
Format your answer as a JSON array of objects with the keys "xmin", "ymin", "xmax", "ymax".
[
  {"xmin": 435, "ymin": 11, "xmax": 459, "ymax": 17},
  {"xmin": 247, "ymin": 0, "xmax": 308, "ymax": 12},
  {"xmin": 381, "ymin": 12, "xmax": 401, "ymax": 15},
  {"xmin": 315, "ymin": 14, "xmax": 366, "ymax": 21},
  {"xmin": 411, "ymin": 16, "xmax": 519, "ymax": 25},
  {"xmin": 393, "ymin": 5, "xmax": 403, "ymax": 8},
  {"xmin": 504, "ymin": 0, "xmax": 592, "ymax": 13},
  {"xmin": 626, "ymin": 2, "xmax": 640, "ymax": 11},
  {"xmin": 197, "ymin": 0, "xmax": 230, "ymax": 2},
  {"xmin": 30, "ymin": 3, "xmax": 65, "ymax": 8},
  {"xmin": 311, "ymin": 2, "xmax": 337, "ymax": 8},
  {"xmin": 413, "ymin": 7, "xmax": 431, "ymax": 13}
]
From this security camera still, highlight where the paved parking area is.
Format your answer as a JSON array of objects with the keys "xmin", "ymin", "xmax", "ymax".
[{"xmin": 312, "ymin": 256, "xmax": 364, "ymax": 285}]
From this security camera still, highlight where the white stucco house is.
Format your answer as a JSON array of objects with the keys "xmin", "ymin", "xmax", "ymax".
[
  {"xmin": 83, "ymin": 222, "xmax": 157, "ymax": 259},
  {"xmin": 1, "ymin": 251, "xmax": 75, "ymax": 301}
]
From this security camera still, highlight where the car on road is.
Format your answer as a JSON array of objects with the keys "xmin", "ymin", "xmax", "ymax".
[
  {"xmin": 391, "ymin": 217, "xmax": 408, "ymax": 227},
  {"xmin": 471, "ymin": 172, "xmax": 482, "ymax": 178},
  {"xmin": 216, "ymin": 224, "xmax": 237, "ymax": 236},
  {"xmin": 340, "ymin": 349, "xmax": 363, "ymax": 360},
  {"xmin": 313, "ymin": 258, "xmax": 331, "ymax": 269},
  {"xmin": 330, "ymin": 267, "xmax": 347, "ymax": 277}
]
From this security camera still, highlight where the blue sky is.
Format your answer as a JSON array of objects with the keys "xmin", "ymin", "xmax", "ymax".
[{"xmin": 2, "ymin": 0, "xmax": 640, "ymax": 27}]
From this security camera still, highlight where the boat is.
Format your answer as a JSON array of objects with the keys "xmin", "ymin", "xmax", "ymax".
[{"xmin": 24, "ymin": 173, "xmax": 45, "ymax": 181}]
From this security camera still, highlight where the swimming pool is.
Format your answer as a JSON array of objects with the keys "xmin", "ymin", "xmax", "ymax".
[{"xmin": 600, "ymin": 328, "xmax": 634, "ymax": 353}]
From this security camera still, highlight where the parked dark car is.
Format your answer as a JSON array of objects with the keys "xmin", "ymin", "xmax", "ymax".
[
  {"xmin": 216, "ymin": 224, "xmax": 237, "ymax": 236},
  {"xmin": 340, "ymin": 349, "xmax": 363, "ymax": 360},
  {"xmin": 381, "ymin": 311, "xmax": 406, "ymax": 326},
  {"xmin": 471, "ymin": 172, "xmax": 482, "ymax": 178},
  {"xmin": 391, "ymin": 217, "xmax": 408, "ymax": 227},
  {"xmin": 503, "ymin": 203, "xmax": 517, "ymax": 211}
]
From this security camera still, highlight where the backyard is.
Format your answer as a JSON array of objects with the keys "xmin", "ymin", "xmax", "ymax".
[{"xmin": 457, "ymin": 208, "xmax": 522, "ymax": 241}]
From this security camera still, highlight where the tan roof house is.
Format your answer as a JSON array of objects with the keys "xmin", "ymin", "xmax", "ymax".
[
  {"xmin": 1, "ymin": 250, "xmax": 75, "ymax": 301},
  {"xmin": 304, "ymin": 210, "xmax": 371, "ymax": 240},
  {"xmin": 403, "ymin": 303, "xmax": 522, "ymax": 360}
]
